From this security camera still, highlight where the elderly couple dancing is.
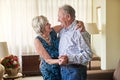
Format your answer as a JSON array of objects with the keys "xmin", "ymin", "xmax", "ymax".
[{"xmin": 32, "ymin": 4, "xmax": 92, "ymax": 80}]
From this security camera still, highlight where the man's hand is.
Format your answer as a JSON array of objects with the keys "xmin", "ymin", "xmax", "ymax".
[
  {"xmin": 76, "ymin": 21, "xmax": 85, "ymax": 32},
  {"xmin": 59, "ymin": 55, "xmax": 68, "ymax": 65}
]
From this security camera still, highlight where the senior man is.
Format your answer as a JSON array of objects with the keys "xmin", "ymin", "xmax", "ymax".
[{"xmin": 58, "ymin": 4, "xmax": 93, "ymax": 80}]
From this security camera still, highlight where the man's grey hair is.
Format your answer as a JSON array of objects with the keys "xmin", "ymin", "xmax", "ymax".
[{"xmin": 60, "ymin": 4, "xmax": 76, "ymax": 19}]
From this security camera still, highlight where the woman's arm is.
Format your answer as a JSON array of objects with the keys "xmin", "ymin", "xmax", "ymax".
[
  {"xmin": 76, "ymin": 20, "xmax": 85, "ymax": 32},
  {"xmin": 34, "ymin": 39, "xmax": 59, "ymax": 64},
  {"xmin": 53, "ymin": 25, "xmax": 63, "ymax": 33},
  {"xmin": 53, "ymin": 21, "xmax": 85, "ymax": 33}
]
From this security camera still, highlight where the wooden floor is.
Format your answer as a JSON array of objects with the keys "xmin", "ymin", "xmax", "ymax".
[{"xmin": 23, "ymin": 76, "xmax": 43, "ymax": 80}]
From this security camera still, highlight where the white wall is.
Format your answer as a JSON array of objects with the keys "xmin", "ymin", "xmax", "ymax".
[
  {"xmin": 105, "ymin": 0, "xmax": 120, "ymax": 69},
  {"xmin": 92, "ymin": 0, "xmax": 102, "ymax": 57},
  {"xmin": 93, "ymin": 0, "xmax": 120, "ymax": 69}
]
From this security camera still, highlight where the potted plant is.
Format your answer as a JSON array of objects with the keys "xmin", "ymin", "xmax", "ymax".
[{"xmin": 1, "ymin": 55, "xmax": 20, "ymax": 76}]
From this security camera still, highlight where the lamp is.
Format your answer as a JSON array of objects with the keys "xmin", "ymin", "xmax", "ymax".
[
  {"xmin": 84, "ymin": 23, "xmax": 99, "ymax": 49},
  {"xmin": 85, "ymin": 23, "xmax": 99, "ymax": 70},
  {"xmin": 84, "ymin": 22, "xmax": 99, "ymax": 51},
  {"xmin": 85, "ymin": 23, "xmax": 99, "ymax": 34},
  {"xmin": 0, "ymin": 42, "xmax": 9, "ymax": 59}
]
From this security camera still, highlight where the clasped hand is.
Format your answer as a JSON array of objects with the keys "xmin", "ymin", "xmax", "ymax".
[{"xmin": 58, "ymin": 55, "xmax": 68, "ymax": 65}]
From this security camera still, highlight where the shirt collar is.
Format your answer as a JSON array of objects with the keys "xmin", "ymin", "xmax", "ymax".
[{"xmin": 64, "ymin": 20, "xmax": 77, "ymax": 31}]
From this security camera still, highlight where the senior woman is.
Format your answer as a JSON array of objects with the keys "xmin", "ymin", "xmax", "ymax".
[{"xmin": 32, "ymin": 15, "xmax": 85, "ymax": 80}]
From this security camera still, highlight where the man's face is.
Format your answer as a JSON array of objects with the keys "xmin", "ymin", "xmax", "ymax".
[{"xmin": 58, "ymin": 9, "xmax": 68, "ymax": 27}]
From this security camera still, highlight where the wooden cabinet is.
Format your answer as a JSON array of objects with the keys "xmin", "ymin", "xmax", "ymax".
[{"xmin": 22, "ymin": 55, "xmax": 41, "ymax": 76}]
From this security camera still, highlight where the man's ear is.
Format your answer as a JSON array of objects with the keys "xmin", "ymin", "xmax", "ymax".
[{"xmin": 67, "ymin": 14, "xmax": 71, "ymax": 21}]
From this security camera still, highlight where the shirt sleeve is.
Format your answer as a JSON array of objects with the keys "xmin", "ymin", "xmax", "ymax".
[{"xmin": 66, "ymin": 30, "xmax": 93, "ymax": 66}]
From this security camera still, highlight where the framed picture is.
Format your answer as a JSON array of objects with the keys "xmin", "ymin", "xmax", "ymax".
[{"xmin": 96, "ymin": 6, "xmax": 101, "ymax": 31}]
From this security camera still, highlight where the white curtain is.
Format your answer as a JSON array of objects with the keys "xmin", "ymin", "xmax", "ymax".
[
  {"xmin": 0, "ymin": 0, "xmax": 92, "ymax": 56},
  {"xmin": 38, "ymin": 0, "xmax": 92, "ymax": 26}
]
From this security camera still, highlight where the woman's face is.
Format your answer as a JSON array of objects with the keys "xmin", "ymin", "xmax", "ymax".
[{"xmin": 44, "ymin": 22, "xmax": 51, "ymax": 33}]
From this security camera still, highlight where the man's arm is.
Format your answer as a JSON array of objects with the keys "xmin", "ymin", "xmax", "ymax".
[
  {"xmin": 59, "ymin": 31, "xmax": 93, "ymax": 66},
  {"xmin": 68, "ymin": 31, "xmax": 93, "ymax": 65}
]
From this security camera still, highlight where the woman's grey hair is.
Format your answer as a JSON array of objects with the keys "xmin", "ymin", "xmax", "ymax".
[
  {"xmin": 32, "ymin": 15, "xmax": 48, "ymax": 35},
  {"xmin": 60, "ymin": 4, "xmax": 76, "ymax": 19}
]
